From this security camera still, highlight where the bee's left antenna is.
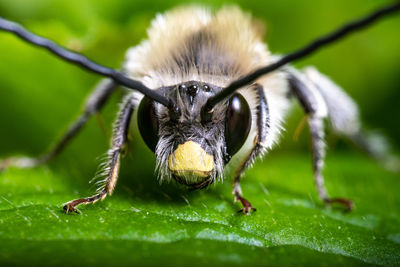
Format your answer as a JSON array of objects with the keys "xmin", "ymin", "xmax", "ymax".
[
  {"xmin": 201, "ymin": 1, "xmax": 400, "ymax": 122},
  {"xmin": 0, "ymin": 16, "xmax": 171, "ymax": 108}
]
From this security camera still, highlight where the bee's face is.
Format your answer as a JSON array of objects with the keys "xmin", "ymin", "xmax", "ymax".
[{"xmin": 137, "ymin": 81, "xmax": 251, "ymax": 189}]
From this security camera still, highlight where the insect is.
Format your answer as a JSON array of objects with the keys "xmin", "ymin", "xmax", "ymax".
[{"xmin": 0, "ymin": 4, "xmax": 399, "ymax": 214}]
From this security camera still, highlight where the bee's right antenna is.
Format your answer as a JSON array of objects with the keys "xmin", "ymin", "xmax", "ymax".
[
  {"xmin": 0, "ymin": 16, "xmax": 173, "ymax": 109},
  {"xmin": 201, "ymin": 2, "xmax": 400, "ymax": 123}
]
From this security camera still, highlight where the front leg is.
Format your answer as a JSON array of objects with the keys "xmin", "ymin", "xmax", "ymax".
[
  {"xmin": 64, "ymin": 95, "xmax": 135, "ymax": 214},
  {"xmin": 232, "ymin": 84, "xmax": 269, "ymax": 214}
]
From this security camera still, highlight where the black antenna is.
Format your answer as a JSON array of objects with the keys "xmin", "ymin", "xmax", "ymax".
[
  {"xmin": 0, "ymin": 16, "xmax": 171, "ymax": 107},
  {"xmin": 201, "ymin": 2, "xmax": 400, "ymax": 122}
]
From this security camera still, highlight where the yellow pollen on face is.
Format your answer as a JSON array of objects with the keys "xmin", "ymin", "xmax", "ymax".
[{"xmin": 168, "ymin": 141, "xmax": 214, "ymax": 177}]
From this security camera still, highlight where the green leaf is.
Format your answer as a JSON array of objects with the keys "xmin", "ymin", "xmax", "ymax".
[
  {"xmin": 0, "ymin": 153, "xmax": 399, "ymax": 266},
  {"xmin": 0, "ymin": 0, "xmax": 399, "ymax": 265}
]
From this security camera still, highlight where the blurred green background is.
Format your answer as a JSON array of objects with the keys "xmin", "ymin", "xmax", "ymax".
[
  {"xmin": 0, "ymin": 0, "xmax": 399, "ymax": 162},
  {"xmin": 0, "ymin": 0, "xmax": 399, "ymax": 266}
]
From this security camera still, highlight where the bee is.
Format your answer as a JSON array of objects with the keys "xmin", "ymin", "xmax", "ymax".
[{"xmin": 0, "ymin": 5, "xmax": 398, "ymax": 214}]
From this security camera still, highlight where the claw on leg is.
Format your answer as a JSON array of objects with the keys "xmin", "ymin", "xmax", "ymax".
[
  {"xmin": 63, "ymin": 190, "xmax": 105, "ymax": 214},
  {"xmin": 324, "ymin": 197, "xmax": 354, "ymax": 212},
  {"xmin": 63, "ymin": 199, "xmax": 87, "ymax": 214},
  {"xmin": 232, "ymin": 184, "xmax": 256, "ymax": 215},
  {"xmin": 235, "ymin": 195, "xmax": 256, "ymax": 214}
]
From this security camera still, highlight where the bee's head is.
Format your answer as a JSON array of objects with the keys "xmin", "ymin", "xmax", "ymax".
[{"xmin": 137, "ymin": 81, "xmax": 251, "ymax": 189}]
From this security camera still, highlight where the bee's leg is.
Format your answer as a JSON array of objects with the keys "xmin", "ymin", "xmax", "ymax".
[
  {"xmin": 307, "ymin": 114, "xmax": 353, "ymax": 211},
  {"xmin": 0, "ymin": 79, "xmax": 117, "ymax": 171},
  {"xmin": 233, "ymin": 84, "xmax": 269, "ymax": 214},
  {"xmin": 63, "ymin": 96, "xmax": 135, "ymax": 214},
  {"xmin": 303, "ymin": 67, "xmax": 400, "ymax": 173},
  {"xmin": 287, "ymin": 71, "xmax": 353, "ymax": 211}
]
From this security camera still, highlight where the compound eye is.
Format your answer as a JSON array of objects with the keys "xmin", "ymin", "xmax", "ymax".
[
  {"xmin": 225, "ymin": 94, "xmax": 251, "ymax": 157},
  {"xmin": 137, "ymin": 96, "xmax": 159, "ymax": 152}
]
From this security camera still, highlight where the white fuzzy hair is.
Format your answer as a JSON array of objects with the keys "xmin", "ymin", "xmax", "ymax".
[{"xmin": 123, "ymin": 6, "xmax": 292, "ymax": 172}]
